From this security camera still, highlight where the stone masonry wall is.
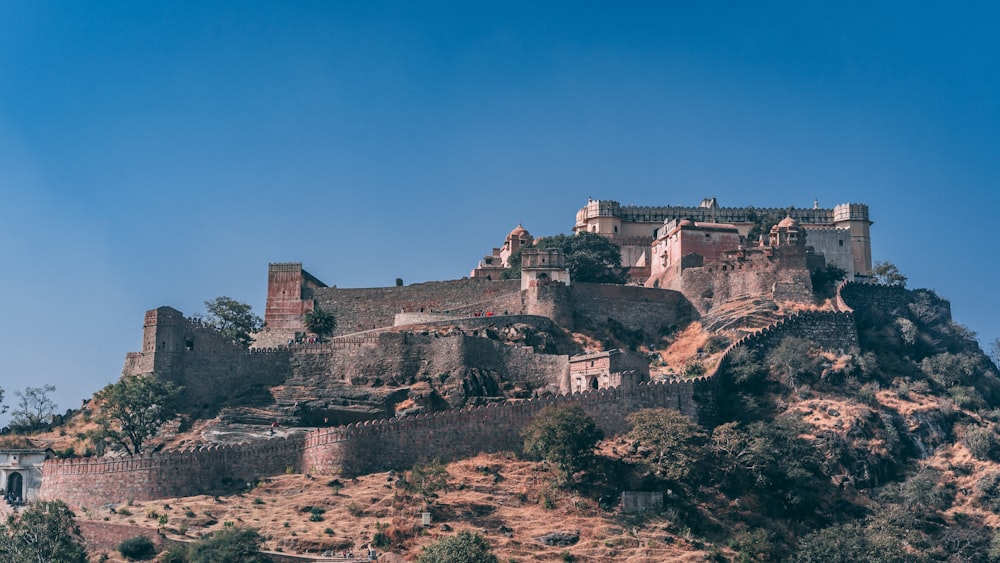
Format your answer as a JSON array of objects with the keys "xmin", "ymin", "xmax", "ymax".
[
  {"xmin": 41, "ymin": 377, "xmax": 713, "ymax": 507},
  {"xmin": 838, "ymin": 281, "xmax": 913, "ymax": 315},
  {"xmin": 40, "ymin": 436, "xmax": 305, "ymax": 510},
  {"xmin": 301, "ymin": 377, "xmax": 714, "ymax": 477},
  {"xmin": 568, "ymin": 283, "xmax": 698, "ymax": 336},
  {"xmin": 313, "ymin": 279, "xmax": 523, "ymax": 335},
  {"xmin": 124, "ymin": 313, "xmax": 293, "ymax": 412}
]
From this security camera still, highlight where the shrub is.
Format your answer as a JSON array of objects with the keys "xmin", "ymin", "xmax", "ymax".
[
  {"xmin": 975, "ymin": 473, "xmax": 1000, "ymax": 513},
  {"xmin": 626, "ymin": 408, "xmax": 708, "ymax": 493},
  {"xmin": 118, "ymin": 536, "xmax": 157, "ymax": 561},
  {"xmin": 0, "ymin": 500, "xmax": 87, "ymax": 563},
  {"xmin": 684, "ymin": 361, "xmax": 706, "ymax": 378},
  {"xmin": 703, "ymin": 334, "xmax": 730, "ymax": 354},
  {"xmin": 966, "ymin": 426, "xmax": 998, "ymax": 461},
  {"xmin": 857, "ymin": 383, "xmax": 879, "ymax": 406},
  {"xmin": 185, "ymin": 527, "xmax": 271, "ymax": 563},
  {"xmin": 416, "ymin": 530, "xmax": 498, "ymax": 563},
  {"xmin": 157, "ymin": 548, "xmax": 187, "ymax": 563},
  {"xmin": 407, "ymin": 459, "xmax": 450, "ymax": 503},
  {"xmin": 521, "ymin": 404, "xmax": 602, "ymax": 485},
  {"xmin": 950, "ymin": 386, "xmax": 986, "ymax": 410}
]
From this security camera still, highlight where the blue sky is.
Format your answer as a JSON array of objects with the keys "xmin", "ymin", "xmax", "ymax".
[{"xmin": 1, "ymin": 2, "xmax": 998, "ymax": 423}]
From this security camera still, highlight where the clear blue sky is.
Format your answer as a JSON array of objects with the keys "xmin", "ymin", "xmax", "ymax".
[{"xmin": 1, "ymin": 1, "xmax": 998, "ymax": 423}]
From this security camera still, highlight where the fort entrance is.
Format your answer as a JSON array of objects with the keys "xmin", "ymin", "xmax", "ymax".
[{"xmin": 7, "ymin": 471, "xmax": 22, "ymax": 500}]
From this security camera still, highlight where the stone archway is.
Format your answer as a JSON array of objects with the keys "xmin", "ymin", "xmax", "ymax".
[{"xmin": 7, "ymin": 472, "xmax": 23, "ymax": 501}]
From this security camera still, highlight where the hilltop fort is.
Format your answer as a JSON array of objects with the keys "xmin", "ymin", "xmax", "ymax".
[{"xmin": 4, "ymin": 197, "xmax": 891, "ymax": 511}]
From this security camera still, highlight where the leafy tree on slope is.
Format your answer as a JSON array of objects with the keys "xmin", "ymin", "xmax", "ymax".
[
  {"xmin": 522, "ymin": 403, "xmax": 603, "ymax": 485},
  {"xmin": 0, "ymin": 500, "xmax": 87, "ymax": 563},
  {"xmin": 202, "ymin": 296, "xmax": 264, "ymax": 348},
  {"xmin": 93, "ymin": 375, "xmax": 181, "ymax": 455}
]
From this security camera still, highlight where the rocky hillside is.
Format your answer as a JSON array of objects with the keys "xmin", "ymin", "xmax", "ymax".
[{"xmin": 20, "ymin": 283, "xmax": 1000, "ymax": 561}]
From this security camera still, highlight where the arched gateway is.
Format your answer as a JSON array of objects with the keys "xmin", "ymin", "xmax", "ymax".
[{"xmin": 6, "ymin": 472, "xmax": 22, "ymax": 500}]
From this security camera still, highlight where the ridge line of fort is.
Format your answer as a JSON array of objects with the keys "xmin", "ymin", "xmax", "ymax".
[
  {"xmin": 36, "ymin": 280, "xmax": 905, "ymax": 509},
  {"xmin": 6, "ymin": 196, "xmax": 883, "ymax": 509}
]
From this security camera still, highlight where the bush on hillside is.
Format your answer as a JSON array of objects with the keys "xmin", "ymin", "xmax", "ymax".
[{"xmin": 118, "ymin": 535, "xmax": 157, "ymax": 560}]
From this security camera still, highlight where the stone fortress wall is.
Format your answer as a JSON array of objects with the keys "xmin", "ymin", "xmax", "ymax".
[
  {"xmin": 300, "ymin": 376, "xmax": 714, "ymax": 477},
  {"xmin": 123, "ymin": 275, "xmax": 698, "ymax": 416},
  {"xmin": 314, "ymin": 279, "xmax": 523, "ymax": 336},
  {"xmin": 124, "ymin": 306, "xmax": 293, "ymax": 411},
  {"xmin": 40, "ymin": 437, "xmax": 305, "ymax": 509},
  {"xmin": 39, "ymin": 282, "xmax": 913, "ymax": 509}
]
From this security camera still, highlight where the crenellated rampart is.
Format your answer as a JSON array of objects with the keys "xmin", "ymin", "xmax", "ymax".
[
  {"xmin": 313, "ymin": 279, "xmax": 524, "ymax": 335},
  {"xmin": 301, "ymin": 376, "xmax": 715, "ymax": 476},
  {"xmin": 39, "ymin": 436, "xmax": 305, "ymax": 509},
  {"xmin": 67, "ymin": 277, "xmax": 902, "ymax": 509},
  {"xmin": 714, "ymin": 308, "xmax": 860, "ymax": 380},
  {"xmin": 40, "ymin": 377, "xmax": 715, "ymax": 506},
  {"xmin": 838, "ymin": 281, "xmax": 912, "ymax": 315}
]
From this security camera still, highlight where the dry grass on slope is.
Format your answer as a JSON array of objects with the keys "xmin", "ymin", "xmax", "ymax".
[{"xmin": 81, "ymin": 452, "xmax": 715, "ymax": 562}]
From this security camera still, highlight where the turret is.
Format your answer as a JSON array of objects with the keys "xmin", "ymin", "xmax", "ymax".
[{"xmin": 832, "ymin": 203, "xmax": 873, "ymax": 275}]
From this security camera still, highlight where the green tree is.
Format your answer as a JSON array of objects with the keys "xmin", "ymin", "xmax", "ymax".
[
  {"xmin": 9, "ymin": 385, "xmax": 57, "ymax": 433},
  {"xmin": 745, "ymin": 208, "xmax": 789, "ymax": 244},
  {"xmin": 504, "ymin": 231, "xmax": 628, "ymax": 283},
  {"xmin": 0, "ymin": 500, "xmax": 87, "ymax": 563},
  {"xmin": 626, "ymin": 408, "xmax": 708, "ymax": 492},
  {"xmin": 202, "ymin": 296, "xmax": 263, "ymax": 348},
  {"xmin": 186, "ymin": 527, "xmax": 271, "ymax": 563},
  {"xmin": 522, "ymin": 404, "xmax": 603, "ymax": 485},
  {"xmin": 767, "ymin": 337, "xmax": 820, "ymax": 390},
  {"xmin": 0, "ymin": 385, "xmax": 6, "ymax": 417},
  {"xmin": 810, "ymin": 264, "xmax": 848, "ymax": 298},
  {"xmin": 872, "ymin": 260, "xmax": 907, "ymax": 287},
  {"xmin": 416, "ymin": 530, "xmax": 498, "ymax": 563},
  {"xmin": 93, "ymin": 375, "xmax": 182, "ymax": 455},
  {"xmin": 711, "ymin": 418, "xmax": 826, "ymax": 516},
  {"xmin": 304, "ymin": 305, "xmax": 336, "ymax": 338},
  {"xmin": 406, "ymin": 459, "xmax": 449, "ymax": 505}
]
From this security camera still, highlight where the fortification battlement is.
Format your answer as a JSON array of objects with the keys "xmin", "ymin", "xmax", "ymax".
[
  {"xmin": 302, "ymin": 376, "xmax": 709, "ymax": 446},
  {"xmin": 42, "ymin": 435, "xmax": 305, "ymax": 475},
  {"xmin": 46, "ymin": 282, "xmax": 931, "ymax": 508},
  {"xmin": 576, "ymin": 199, "xmax": 869, "ymax": 225}
]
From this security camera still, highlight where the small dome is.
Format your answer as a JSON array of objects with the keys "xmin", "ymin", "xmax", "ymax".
[
  {"xmin": 777, "ymin": 216, "xmax": 799, "ymax": 228},
  {"xmin": 678, "ymin": 219, "xmax": 695, "ymax": 227},
  {"xmin": 509, "ymin": 224, "xmax": 530, "ymax": 238}
]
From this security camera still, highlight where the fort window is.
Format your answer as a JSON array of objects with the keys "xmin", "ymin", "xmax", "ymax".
[
  {"xmin": 839, "ymin": 240, "xmax": 844, "ymax": 246},
  {"xmin": 185, "ymin": 338, "xmax": 194, "ymax": 351},
  {"xmin": 614, "ymin": 226, "xmax": 618, "ymax": 233}
]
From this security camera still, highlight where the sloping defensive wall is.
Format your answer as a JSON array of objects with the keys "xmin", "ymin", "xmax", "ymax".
[
  {"xmin": 301, "ymin": 376, "xmax": 715, "ymax": 476},
  {"xmin": 38, "ymin": 377, "xmax": 713, "ymax": 508},
  {"xmin": 40, "ymin": 282, "xmax": 910, "ymax": 509},
  {"xmin": 39, "ymin": 437, "xmax": 304, "ymax": 509}
]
